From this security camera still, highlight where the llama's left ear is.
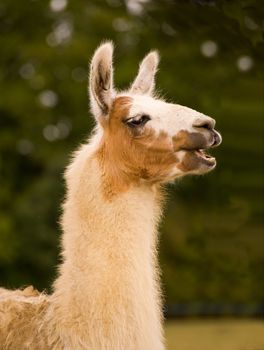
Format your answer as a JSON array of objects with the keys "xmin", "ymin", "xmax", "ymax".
[
  {"xmin": 130, "ymin": 50, "xmax": 159, "ymax": 96},
  {"xmin": 89, "ymin": 41, "xmax": 114, "ymax": 123}
]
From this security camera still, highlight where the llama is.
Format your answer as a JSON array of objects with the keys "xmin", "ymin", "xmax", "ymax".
[{"xmin": 0, "ymin": 42, "xmax": 221, "ymax": 349}]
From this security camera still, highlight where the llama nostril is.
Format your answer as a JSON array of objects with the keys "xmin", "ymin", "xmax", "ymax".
[
  {"xmin": 193, "ymin": 117, "xmax": 215, "ymax": 131},
  {"xmin": 200, "ymin": 122, "xmax": 211, "ymax": 130}
]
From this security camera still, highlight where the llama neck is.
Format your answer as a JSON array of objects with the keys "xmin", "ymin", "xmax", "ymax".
[{"xmin": 52, "ymin": 140, "xmax": 165, "ymax": 349}]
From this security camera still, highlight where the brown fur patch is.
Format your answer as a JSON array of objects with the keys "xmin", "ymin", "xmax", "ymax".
[
  {"xmin": 177, "ymin": 152, "xmax": 201, "ymax": 172},
  {"xmin": 96, "ymin": 97, "xmax": 178, "ymax": 198},
  {"xmin": 173, "ymin": 130, "xmax": 208, "ymax": 151}
]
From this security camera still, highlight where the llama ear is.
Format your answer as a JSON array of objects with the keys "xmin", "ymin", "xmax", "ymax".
[
  {"xmin": 89, "ymin": 42, "xmax": 114, "ymax": 123},
  {"xmin": 130, "ymin": 50, "xmax": 159, "ymax": 96}
]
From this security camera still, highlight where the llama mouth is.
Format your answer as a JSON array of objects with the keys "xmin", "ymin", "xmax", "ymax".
[{"xmin": 194, "ymin": 149, "xmax": 216, "ymax": 167}]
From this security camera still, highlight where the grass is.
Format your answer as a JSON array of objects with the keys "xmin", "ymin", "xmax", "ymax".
[{"xmin": 165, "ymin": 319, "xmax": 264, "ymax": 350}]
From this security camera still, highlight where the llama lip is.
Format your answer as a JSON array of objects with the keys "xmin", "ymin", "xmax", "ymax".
[{"xmin": 194, "ymin": 149, "xmax": 216, "ymax": 166}]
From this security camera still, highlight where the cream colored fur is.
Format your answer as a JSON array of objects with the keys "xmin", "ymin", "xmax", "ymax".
[
  {"xmin": 0, "ymin": 133, "xmax": 165, "ymax": 349},
  {"xmin": 0, "ymin": 42, "xmax": 221, "ymax": 349}
]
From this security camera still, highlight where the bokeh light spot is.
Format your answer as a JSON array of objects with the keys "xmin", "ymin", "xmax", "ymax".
[
  {"xmin": 200, "ymin": 40, "xmax": 218, "ymax": 58},
  {"xmin": 244, "ymin": 16, "xmax": 258, "ymax": 31},
  {"xmin": 125, "ymin": 0, "xmax": 149, "ymax": 16},
  {"xmin": 237, "ymin": 56, "xmax": 254, "ymax": 72},
  {"xmin": 112, "ymin": 18, "xmax": 132, "ymax": 32},
  {"xmin": 50, "ymin": 0, "xmax": 67, "ymax": 12},
  {"xmin": 43, "ymin": 125, "xmax": 60, "ymax": 141},
  {"xmin": 38, "ymin": 90, "xmax": 58, "ymax": 108},
  {"xmin": 46, "ymin": 20, "xmax": 73, "ymax": 47},
  {"xmin": 43, "ymin": 119, "xmax": 71, "ymax": 141},
  {"xmin": 19, "ymin": 63, "xmax": 35, "ymax": 80},
  {"xmin": 17, "ymin": 139, "xmax": 34, "ymax": 155},
  {"xmin": 162, "ymin": 22, "xmax": 177, "ymax": 37},
  {"xmin": 57, "ymin": 119, "xmax": 71, "ymax": 139}
]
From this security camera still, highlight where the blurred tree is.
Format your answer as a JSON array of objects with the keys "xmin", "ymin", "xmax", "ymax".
[{"xmin": 0, "ymin": 0, "xmax": 263, "ymax": 306}]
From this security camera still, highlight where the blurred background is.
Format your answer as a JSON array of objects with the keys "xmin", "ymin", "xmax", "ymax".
[{"xmin": 0, "ymin": 0, "xmax": 263, "ymax": 348}]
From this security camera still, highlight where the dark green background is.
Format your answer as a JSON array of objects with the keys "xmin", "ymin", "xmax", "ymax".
[{"xmin": 0, "ymin": 0, "xmax": 263, "ymax": 306}]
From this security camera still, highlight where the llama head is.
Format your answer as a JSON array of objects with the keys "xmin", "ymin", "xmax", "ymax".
[{"xmin": 89, "ymin": 42, "xmax": 222, "ymax": 185}]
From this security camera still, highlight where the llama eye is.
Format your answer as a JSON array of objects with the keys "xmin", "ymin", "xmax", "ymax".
[{"xmin": 125, "ymin": 114, "xmax": 151, "ymax": 127}]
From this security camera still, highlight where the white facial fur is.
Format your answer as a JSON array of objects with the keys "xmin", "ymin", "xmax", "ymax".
[{"xmin": 124, "ymin": 94, "xmax": 216, "ymax": 138}]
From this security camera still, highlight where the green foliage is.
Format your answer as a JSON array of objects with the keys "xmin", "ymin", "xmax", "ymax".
[{"xmin": 0, "ymin": 0, "xmax": 263, "ymax": 303}]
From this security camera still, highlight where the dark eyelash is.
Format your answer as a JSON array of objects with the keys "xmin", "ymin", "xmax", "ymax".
[{"xmin": 125, "ymin": 114, "xmax": 151, "ymax": 127}]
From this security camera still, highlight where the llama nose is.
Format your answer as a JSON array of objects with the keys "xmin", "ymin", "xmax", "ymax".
[{"xmin": 193, "ymin": 116, "xmax": 215, "ymax": 131}]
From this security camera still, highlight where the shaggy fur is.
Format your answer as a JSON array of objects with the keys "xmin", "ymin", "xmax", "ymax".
[{"xmin": 0, "ymin": 42, "xmax": 221, "ymax": 349}]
